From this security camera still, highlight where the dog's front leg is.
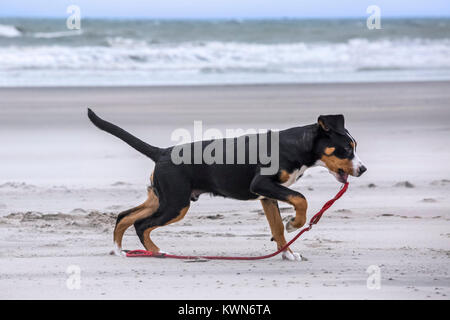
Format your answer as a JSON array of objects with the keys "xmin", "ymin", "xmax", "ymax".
[
  {"xmin": 260, "ymin": 198, "xmax": 287, "ymax": 250},
  {"xmin": 251, "ymin": 175, "xmax": 307, "ymax": 261},
  {"xmin": 251, "ymin": 174, "xmax": 308, "ymax": 232}
]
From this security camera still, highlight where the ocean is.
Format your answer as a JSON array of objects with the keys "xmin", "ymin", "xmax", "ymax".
[{"xmin": 1, "ymin": 18, "xmax": 450, "ymax": 86}]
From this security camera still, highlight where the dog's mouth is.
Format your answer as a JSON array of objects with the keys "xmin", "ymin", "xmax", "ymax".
[{"xmin": 336, "ymin": 169, "xmax": 348, "ymax": 183}]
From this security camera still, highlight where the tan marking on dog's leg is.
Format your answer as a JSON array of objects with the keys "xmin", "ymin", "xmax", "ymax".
[
  {"xmin": 278, "ymin": 170, "xmax": 290, "ymax": 184},
  {"xmin": 286, "ymin": 195, "xmax": 308, "ymax": 229},
  {"xmin": 114, "ymin": 207, "xmax": 147, "ymax": 250},
  {"xmin": 141, "ymin": 205, "xmax": 190, "ymax": 253},
  {"xmin": 260, "ymin": 199, "xmax": 292, "ymax": 252},
  {"xmin": 113, "ymin": 188, "xmax": 159, "ymax": 251},
  {"xmin": 165, "ymin": 205, "xmax": 190, "ymax": 226},
  {"xmin": 114, "ymin": 208, "xmax": 141, "ymax": 250},
  {"xmin": 142, "ymin": 226, "xmax": 160, "ymax": 252}
]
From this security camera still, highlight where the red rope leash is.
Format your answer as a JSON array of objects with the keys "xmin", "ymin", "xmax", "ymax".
[{"xmin": 126, "ymin": 182, "xmax": 349, "ymax": 260}]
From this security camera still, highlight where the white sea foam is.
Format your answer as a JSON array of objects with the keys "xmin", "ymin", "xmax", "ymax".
[
  {"xmin": 0, "ymin": 38, "xmax": 450, "ymax": 85},
  {"xmin": 33, "ymin": 30, "xmax": 83, "ymax": 39},
  {"xmin": 0, "ymin": 24, "xmax": 22, "ymax": 38},
  {"xmin": 106, "ymin": 36, "xmax": 149, "ymax": 48},
  {"xmin": 1, "ymin": 38, "xmax": 449, "ymax": 71}
]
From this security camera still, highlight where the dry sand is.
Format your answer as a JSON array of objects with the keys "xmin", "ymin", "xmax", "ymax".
[{"xmin": 0, "ymin": 82, "xmax": 449, "ymax": 299}]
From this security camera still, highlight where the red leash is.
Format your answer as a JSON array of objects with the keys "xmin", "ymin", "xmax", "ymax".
[{"xmin": 126, "ymin": 182, "xmax": 349, "ymax": 260}]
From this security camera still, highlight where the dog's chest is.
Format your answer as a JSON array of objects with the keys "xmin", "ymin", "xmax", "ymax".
[{"xmin": 281, "ymin": 165, "xmax": 308, "ymax": 187}]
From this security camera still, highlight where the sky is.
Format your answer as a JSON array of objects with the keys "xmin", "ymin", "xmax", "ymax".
[{"xmin": 1, "ymin": 0, "xmax": 449, "ymax": 19}]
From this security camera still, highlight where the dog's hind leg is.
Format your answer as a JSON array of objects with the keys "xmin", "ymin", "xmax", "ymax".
[
  {"xmin": 131, "ymin": 161, "xmax": 192, "ymax": 253},
  {"xmin": 112, "ymin": 187, "xmax": 159, "ymax": 255},
  {"xmin": 134, "ymin": 204, "xmax": 190, "ymax": 253},
  {"xmin": 134, "ymin": 176, "xmax": 191, "ymax": 252}
]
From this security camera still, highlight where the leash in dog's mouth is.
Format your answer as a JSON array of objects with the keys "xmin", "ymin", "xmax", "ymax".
[
  {"xmin": 337, "ymin": 169, "xmax": 349, "ymax": 183},
  {"xmin": 125, "ymin": 182, "xmax": 349, "ymax": 261}
]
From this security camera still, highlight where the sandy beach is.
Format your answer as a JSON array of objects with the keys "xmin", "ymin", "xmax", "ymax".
[{"xmin": 0, "ymin": 81, "xmax": 449, "ymax": 299}]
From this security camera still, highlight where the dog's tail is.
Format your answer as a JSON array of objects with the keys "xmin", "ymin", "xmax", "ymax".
[{"xmin": 87, "ymin": 108, "xmax": 162, "ymax": 162}]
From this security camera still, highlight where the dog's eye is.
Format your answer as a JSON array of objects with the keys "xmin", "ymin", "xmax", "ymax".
[{"xmin": 345, "ymin": 147, "xmax": 353, "ymax": 155}]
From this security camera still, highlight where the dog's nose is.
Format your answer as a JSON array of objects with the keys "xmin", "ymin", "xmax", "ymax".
[{"xmin": 358, "ymin": 165, "xmax": 367, "ymax": 176}]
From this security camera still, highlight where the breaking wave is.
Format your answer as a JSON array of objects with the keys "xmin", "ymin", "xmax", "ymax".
[
  {"xmin": 1, "ymin": 38, "xmax": 449, "ymax": 74},
  {"xmin": 0, "ymin": 24, "xmax": 22, "ymax": 38},
  {"xmin": 32, "ymin": 30, "xmax": 83, "ymax": 39}
]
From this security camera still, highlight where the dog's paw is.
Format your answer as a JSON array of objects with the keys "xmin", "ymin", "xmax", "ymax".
[
  {"xmin": 282, "ymin": 251, "xmax": 304, "ymax": 262},
  {"xmin": 110, "ymin": 244, "xmax": 126, "ymax": 257},
  {"xmin": 110, "ymin": 249, "xmax": 126, "ymax": 257},
  {"xmin": 285, "ymin": 217, "xmax": 298, "ymax": 233}
]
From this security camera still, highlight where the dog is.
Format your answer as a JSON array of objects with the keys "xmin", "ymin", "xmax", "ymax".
[{"xmin": 88, "ymin": 109, "xmax": 366, "ymax": 261}]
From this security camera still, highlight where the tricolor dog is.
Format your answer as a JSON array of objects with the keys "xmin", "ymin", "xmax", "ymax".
[{"xmin": 88, "ymin": 110, "xmax": 366, "ymax": 260}]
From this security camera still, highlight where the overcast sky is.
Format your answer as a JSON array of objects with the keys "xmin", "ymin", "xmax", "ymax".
[{"xmin": 1, "ymin": 0, "xmax": 449, "ymax": 18}]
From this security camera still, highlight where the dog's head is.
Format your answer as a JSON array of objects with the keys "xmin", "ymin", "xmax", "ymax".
[{"xmin": 314, "ymin": 114, "xmax": 366, "ymax": 183}]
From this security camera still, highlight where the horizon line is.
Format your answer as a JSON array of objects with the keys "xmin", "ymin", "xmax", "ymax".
[{"xmin": 1, "ymin": 15, "xmax": 450, "ymax": 20}]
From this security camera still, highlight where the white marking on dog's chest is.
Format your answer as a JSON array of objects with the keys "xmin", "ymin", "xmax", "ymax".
[{"xmin": 281, "ymin": 165, "xmax": 308, "ymax": 187}]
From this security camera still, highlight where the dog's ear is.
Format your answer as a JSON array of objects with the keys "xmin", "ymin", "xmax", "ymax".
[{"xmin": 318, "ymin": 114, "xmax": 346, "ymax": 135}]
